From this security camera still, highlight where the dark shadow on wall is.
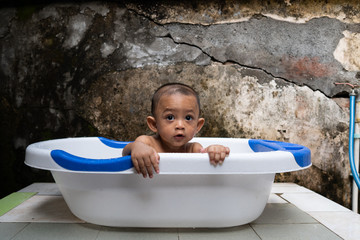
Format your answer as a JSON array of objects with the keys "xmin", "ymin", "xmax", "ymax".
[{"xmin": 0, "ymin": 95, "xmax": 99, "ymax": 198}]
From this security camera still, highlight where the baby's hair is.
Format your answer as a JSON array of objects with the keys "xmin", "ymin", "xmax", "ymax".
[{"xmin": 151, "ymin": 83, "xmax": 201, "ymax": 116}]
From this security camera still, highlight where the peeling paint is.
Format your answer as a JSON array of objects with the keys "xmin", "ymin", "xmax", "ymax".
[
  {"xmin": 37, "ymin": 6, "xmax": 60, "ymax": 20},
  {"xmin": 334, "ymin": 30, "xmax": 360, "ymax": 71},
  {"xmin": 127, "ymin": 0, "xmax": 360, "ymax": 25},
  {"xmin": 262, "ymin": 13, "xmax": 308, "ymax": 24},
  {"xmin": 101, "ymin": 42, "xmax": 117, "ymax": 58},
  {"xmin": 63, "ymin": 14, "xmax": 93, "ymax": 49},
  {"xmin": 281, "ymin": 56, "xmax": 336, "ymax": 79},
  {"xmin": 80, "ymin": 3, "xmax": 110, "ymax": 17}
]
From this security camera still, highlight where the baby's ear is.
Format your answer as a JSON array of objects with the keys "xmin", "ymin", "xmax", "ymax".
[
  {"xmin": 196, "ymin": 118, "xmax": 205, "ymax": 133},
  {"xmin": 147, "ymin": 116, "xmax": 157, "ymax": 133}
]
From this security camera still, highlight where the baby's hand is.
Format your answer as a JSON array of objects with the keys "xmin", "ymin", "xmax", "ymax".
[
  {"xmin": 130, "ymin": 142, "xmax": 160, "ymax": 178},
  {"xmin": 201, "ymin": 145, "xmax": 230, "ymax": 166}
]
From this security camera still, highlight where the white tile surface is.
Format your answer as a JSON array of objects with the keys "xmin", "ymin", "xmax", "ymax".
[
  {"xmin": 252, "ymin": 223, "xmax": 342, "ymax": 240},
  {"xmin": 281, "ymin": 192, "xmax": 351, "ymax": 212},
  {"xmin": 12, "ymin": 223, "xmax": 100, "ymax": 240},
  {"xmin": 0, "ymin": 223, "xmax": 29, "ymax": 240},
  {"xmin": 267, "ymin": 193, "xmax": 288, "ymax": 203},
  {"xmin": 0, "ymin": 196, "xmax": 83, "ymax": 223},
  {"xmin": 253, "ymin": 203, "xmax": 317, "ymax": 224},
  {"xmin": 98, "ymin": 227, "xmax": 179, "ymax": 240},
  {"xmin": 18, "ymin": 183, "xmax": 61, "ymax": 196},
  {"xmin": 271, "ymin": 183, "xmax": 312, "ymax": 194},
  {"xmin": 178, "ymin": 226, "xmax": 261, "ymax": 240},
  {"xmin": 309, "ymin": 211, "xmax": 360, "ymax": 240}
]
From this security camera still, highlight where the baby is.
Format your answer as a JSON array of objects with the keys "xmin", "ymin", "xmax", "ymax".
[{"xmin": 122, "ymin": 83, "xmax": 230, "ymax": 178}]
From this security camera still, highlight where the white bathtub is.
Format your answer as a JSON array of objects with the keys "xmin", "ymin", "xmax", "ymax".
[{"xmin": 25, "ymin": 137, "xmax": 311, "ymax": 228}]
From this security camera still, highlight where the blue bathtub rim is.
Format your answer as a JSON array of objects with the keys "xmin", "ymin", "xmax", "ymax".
[
  {"xmin": 51, "ymin": 137, "xmax": 133, "ymax": 172},
  {"xmin": 51, "ymin": 150, "xmax": 133, "ymax": 172},
  {"xmin": 50, "ymin": 137, "xmax": 311, "ymax": 171},
  {"xmin": 98, "ymin": 137, "xmax": 131, "ymax": 149},
  {"xmin": 248, "ymin": 139, "xmax": 311, "ymax": 168}
]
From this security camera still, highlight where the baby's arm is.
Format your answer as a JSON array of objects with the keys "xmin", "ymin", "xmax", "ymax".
[
  {"xmin": 122, "ymin": 136, "xmax": 160, "ymax": 178},
  {"xmin": 192, "ymin": 143, "xmax": 230, "ymax": 166}
]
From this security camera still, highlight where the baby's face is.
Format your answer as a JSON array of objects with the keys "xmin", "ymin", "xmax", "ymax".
[{"xmin": 154, "ymin": 93, "xmax": 202, "ymax": 151}]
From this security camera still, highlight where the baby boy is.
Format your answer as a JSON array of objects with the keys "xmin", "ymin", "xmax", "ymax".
[{"xmin": 122, "ymin": 83, "xmax": 230, "ymax": 178}]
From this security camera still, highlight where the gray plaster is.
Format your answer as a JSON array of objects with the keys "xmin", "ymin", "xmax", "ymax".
[{"xmin": 165, "ymin": 16, "xmax": 358, "ymax": 96}]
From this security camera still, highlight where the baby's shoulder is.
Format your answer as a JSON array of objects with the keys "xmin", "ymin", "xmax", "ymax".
[
  {"xmin": 135, "ymin": 135, "xmax": 161, "ymax": 150},
  {"xmin": 187, "ymin": 142, "xmax": 203, "ymax": 153},
  {"xmin": 135, "ymin": 135, "xmax": 155, "ymax": 144}
]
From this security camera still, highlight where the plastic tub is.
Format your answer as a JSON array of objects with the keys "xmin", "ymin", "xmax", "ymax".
[{"xmin": 25, "ymin": 137, "xmax": 311, "ymax": 228}]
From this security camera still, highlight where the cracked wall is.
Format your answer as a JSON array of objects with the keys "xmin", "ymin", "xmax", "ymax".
[{"xmin": 1, "ymin": 0, "xmax": 359, "ymax": 210}]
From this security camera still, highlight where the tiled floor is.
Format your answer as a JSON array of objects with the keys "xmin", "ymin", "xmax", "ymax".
[{"xmin": 1, "ymin": 183, "xmax": 359, "ymax": 240}]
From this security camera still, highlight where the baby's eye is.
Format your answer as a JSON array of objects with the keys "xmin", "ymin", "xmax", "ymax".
[
  {"xmin": 166, "ymin": 115, "xmax": 174, "ymax": 121},
  {"xmin": 185, "ymin": 115, "xmax": 193, "ymax": 121}
]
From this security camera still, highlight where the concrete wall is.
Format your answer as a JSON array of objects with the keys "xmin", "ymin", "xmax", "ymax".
[{"xmin": 1, "ymin": 0, "xmax": 359, "ymax": 209}]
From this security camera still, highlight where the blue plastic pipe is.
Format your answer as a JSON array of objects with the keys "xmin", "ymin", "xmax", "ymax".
[{"xmin": 349, "ymin": 93, "xmax": 360, "ymax": 189}]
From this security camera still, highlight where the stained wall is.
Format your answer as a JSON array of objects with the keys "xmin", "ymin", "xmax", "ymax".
[{"xmin": 1, "ymin": 0, "xmax": 359, "ymax": 209}]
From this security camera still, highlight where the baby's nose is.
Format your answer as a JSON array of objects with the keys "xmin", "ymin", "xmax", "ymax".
[{"xmin": 176, "ymin": 120, "xmax": 185, "ymax": 129}]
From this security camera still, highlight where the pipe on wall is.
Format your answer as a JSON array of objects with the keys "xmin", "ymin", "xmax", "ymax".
[{"xmin": 349, "ymin": 91, "xmax": 360, "ymax": 212}]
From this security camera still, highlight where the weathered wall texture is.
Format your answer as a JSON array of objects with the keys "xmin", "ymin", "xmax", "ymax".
[{"xmin": 1, "ymin": 0, "xmax": 359, "ymax": 209}]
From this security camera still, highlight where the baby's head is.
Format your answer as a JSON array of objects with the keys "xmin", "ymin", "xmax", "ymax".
[
  {"xmin": 148, "ymin": 82, "xmax": 204, "ymax": 150},
  {"xmin": 151, "ymin": 83, "xmax": 201, "ymax": 117}
]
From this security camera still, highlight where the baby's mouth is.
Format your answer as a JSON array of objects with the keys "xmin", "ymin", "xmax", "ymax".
[{"xmin": 174, "ymin": 134, "xmax": 185, "ymax": 139}]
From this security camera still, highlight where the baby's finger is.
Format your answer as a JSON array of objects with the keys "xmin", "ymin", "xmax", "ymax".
[
  {"xmin": 214, "ymin": 153, "xmax": 221, "ymax": 162},
  {"xmin": 150, "ymin": 153, "xmax": 160, "ymax": 174},
  {"xmin": 220, "ymin": 151, "xmax": 226, "ymax": 161},
  {"xmin": 208, "ymin": 151, "xmax": 215, "ymax": 162},
  {"xmin": 138, "ymin": 158, "xmax": 148, "ymax": 178},
  {"xmin": 144, "ymin": 156, "xmax": 154, "ymax": 178},
  {"xmin": 226, "ymin": 147, "xmax": 230, "ymax": 155},
  {"xmin": 132, "ymin": 157, "xmax": 140, "ymax": 174}
]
